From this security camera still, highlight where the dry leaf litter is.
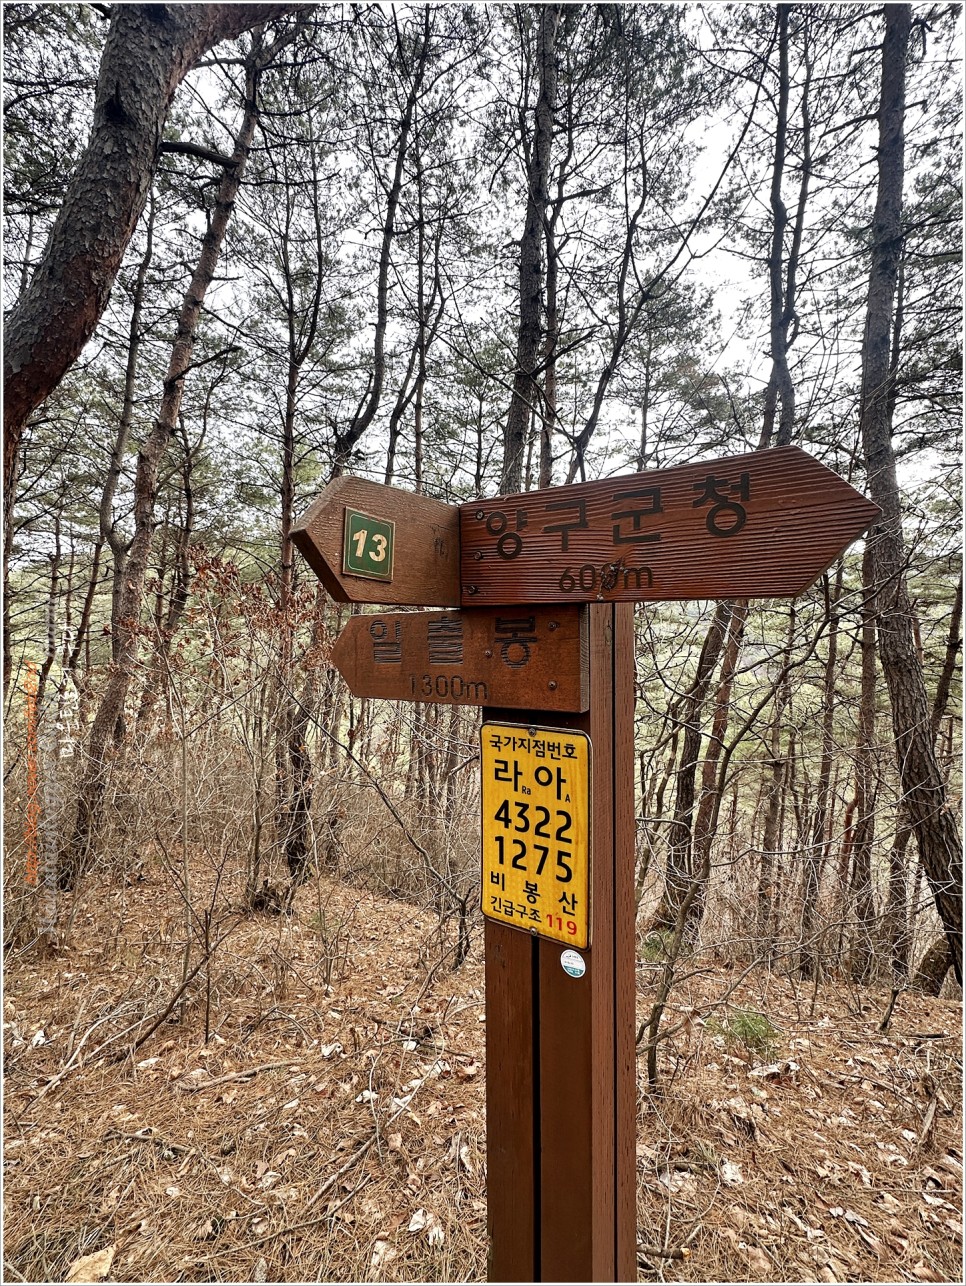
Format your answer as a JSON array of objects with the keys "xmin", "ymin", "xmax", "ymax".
[{"xmin": 4, "ymin": 868, "xmax": 961, "ymax": 1282}]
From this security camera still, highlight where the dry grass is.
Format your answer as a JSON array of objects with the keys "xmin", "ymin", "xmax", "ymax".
[{"xmin": 3, "ymin": 858, "xmax": 962, "ymax": 1283}]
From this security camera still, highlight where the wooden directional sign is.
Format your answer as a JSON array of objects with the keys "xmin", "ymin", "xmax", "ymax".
[
  {"xmin": 481, "ymin": 722, "xmax": 592, "ymax": 948},
  {"xmin": 331, "ymin": 607, "xmax": 589, "ymax": 711},
  {"xmin": 292, "ymin": 476, "xmax": 460, "ymax": 606},
  {"xmin": 459, "ymin": 446, "xmax": 880, "ymax": 605}
]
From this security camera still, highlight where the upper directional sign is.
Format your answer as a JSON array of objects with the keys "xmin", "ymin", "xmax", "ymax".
[
  {"xmin": 292, "ymin": 476, "xmax": 460, "ymax": 606},
  {"xmin": 459, "ymin": 446, "xmax": 880, "ymax": 605}
]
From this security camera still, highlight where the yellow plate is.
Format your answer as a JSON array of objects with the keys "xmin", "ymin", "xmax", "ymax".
[{"xmin": 480, "ymin": 722, "xmax": 591, "ymax": 948}]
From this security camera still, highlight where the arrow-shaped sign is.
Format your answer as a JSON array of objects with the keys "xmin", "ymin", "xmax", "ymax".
[
  {"xmin": 292, "ymin": 476, "xmax": 460, "ymax": 606},
  {"xmin": 459, "ymin": 446, "xmax": 880, "ymax": 604},
  {"xmin": 331, "ymin": 606, "xmax": 589, "ymax": 711}
]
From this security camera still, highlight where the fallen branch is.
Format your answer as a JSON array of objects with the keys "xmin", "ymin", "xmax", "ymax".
[
  {"xmin": 238, "ymin": 1133, "xmax": 379, "ymax": 1249},
  {"xmin": 25, "ymin": 915, "xmax": 245, "ymax": 1104},
  {"xmin": 22, "ymin": 1001, "xmax": 140, "ymax": 1104},
  {"xmin": 176, "ymin": 1059, "xmax": 302, "ymax": 1092},
  {"xmin": 638, "ymin": 1244, "xmax": 691, "ymax": 1261}
]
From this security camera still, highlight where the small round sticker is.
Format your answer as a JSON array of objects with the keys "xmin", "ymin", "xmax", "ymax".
[{"xmin": 560, "ymin": 949, "xmax": 586, "ymax": 979}]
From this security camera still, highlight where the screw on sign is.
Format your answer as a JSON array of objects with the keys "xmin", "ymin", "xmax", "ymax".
[{"xmin": 459, "ymin": 446, "xmax": 880, "ymax": 604}]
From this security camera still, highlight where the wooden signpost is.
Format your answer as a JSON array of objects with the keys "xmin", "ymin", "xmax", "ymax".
[
  {"xmin": 482, "ymin": 606, "xmax": 636, "ymax": 1282},
  {"xmin": 294, "ymin": 447, "xmax": 879, "ymax": 1284}
]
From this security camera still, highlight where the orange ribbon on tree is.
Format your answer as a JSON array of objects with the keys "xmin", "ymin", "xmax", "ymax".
[{"xmin": 24, "ymin": 662, "xmax": 40, "ymax": 887}]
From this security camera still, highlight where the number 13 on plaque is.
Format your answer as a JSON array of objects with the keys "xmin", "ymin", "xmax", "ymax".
[
  {"xmin": 343, "ymin": 508, "xmax": 395, "ymax": 582},
  {"xmin": 480, "ymin": 722, "xmax": 592, "ymax": 949}
]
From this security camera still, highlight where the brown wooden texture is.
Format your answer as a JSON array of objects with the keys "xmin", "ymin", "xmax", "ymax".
[
  {"xmin": 292, "ymin": 477, "xmax": 460, "ymax": 605},
  {"xmin": 484, "ymin": 919, "xmax": 538, "ymax": 1281},
  {"xmin": 332, "ymin": 607, "xmax": 588, "ymax": 710},
  {"xmin": 612, "ymin": 603, "xmax": 638, "ymax": 1282},
  {"xmin": 483, "ymin": 603, "xmax": 636, "ymax": 1283},
  {"xmin": 460, "ymin": 446, "xmax": 880, "ymax": 604}
]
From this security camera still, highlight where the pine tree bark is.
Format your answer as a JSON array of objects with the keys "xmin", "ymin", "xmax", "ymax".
[
  {"xmin": 931, "ymin": 572, "xmax": 962, "ymax": 742},
  {"xmin": 687, "ymin": 602, "xmax": 748, "ymax": 929},
  {"xmin": 3, "ymin": 3, "xmax": 309, "ymax": 500},
  {"xmin": 912, "ymin": 936, "xmax": 952, "ymax": 996},
  {"xmin": 135, "ymin": 417, "xmax": 196, "ymax": 736},
  {"xmin": 849, "ymin": 544, "xmax": 879, "ymax": 982},
  {"xmin": 759, "ymin": 2, "xmax": 805, "ymax": 450},
  {"xmin": 756, "ymin": 603, "xmax": 796, "ymax": 943},
  {"xmin": 274, "ymin": 179, "xmax": 328, "ymax": 886},
  {"xmin": 333, "ymin": 9, "xmax": 429, "ymax": 475},
  {"xmin": 859, "ymin": 3, "xmax": 962, "ymax": 984},
  {"xmin": 800, "ymin": 565, "xmax": 843, "ymax": 980}
]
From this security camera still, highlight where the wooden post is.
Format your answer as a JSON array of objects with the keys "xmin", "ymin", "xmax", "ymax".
[
  {"xmin": 485, "ymin": 602, "xmax": 636, "ymax": 1282},
  {"xmin": 294, "ymin": 456, "xmax": 879, "ymax": 1283}
]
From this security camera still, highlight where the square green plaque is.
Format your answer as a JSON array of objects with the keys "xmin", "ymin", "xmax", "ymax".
[{"xmin": 343, "ymin": 508, "xmax": 395, "ymax": 582}]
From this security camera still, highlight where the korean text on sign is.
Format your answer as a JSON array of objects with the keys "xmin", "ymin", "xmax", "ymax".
[
  {"xmin": 475, "ymin": 470, "xmax": 752, "ymax": 565},
  {"xmin": 480, "ymin": 723, "xmax": 592, "ymax": 949}
]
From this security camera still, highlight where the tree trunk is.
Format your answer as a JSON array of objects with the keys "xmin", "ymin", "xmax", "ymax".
[
  {"xmin": 885, "ymin": 819, "xmax": 913, "ymax": 980},
  {"xmin": 849, "ymin": 542, "xmax": 879, "ymax": 982},
  {"xmin": 859, "ymin": 3, "xmax": 962, "ymax": 984},
  {"xmin": 59, "ymin": 47, "xmax": 264, "ymax": 888},
  {"xmin": 135, "ymin": 417, "xmax": 196, "ymax": 736},
  {"xmin": 687, "ymin": 601, "xmax": 748, "ymax": 930},
  {"xmin": 36, "ymin": 500, "xmax": 64, "ymax": 710},
  {"xmin": 333, "ymin": 9, "xmax": 429, "ymax": 475},
  {"xmin": 650, "ymin": 601, "xmax": 731, "ymax": 930},
  {"xmin": 106, "ymin": 200, "xmax": 158, "ymax": 672},
  {"xmin": 759, "ymin": 3, "xmax": 800, "ymax": 449},
  {"xmin": 538, "ymin": 168, "xmax": 563, "ymax": 490},
  {"xmin": 931, "ymin": 572, "xmax": 962, "ymax": 742},
  {"xmin": 2, "ymin": 416, "xmax": 22, "ymax": 697},
  {"xmin": 3, "ymin": 3, "xmax": 307, "ymax": 494},
  {"xmin": 503, "ymin": 3, "xmax": 560, "ymax": 494},
  {"xmin": 912, "ymin": 936, "xmax": 952, "ymax": 997},
  {"xmin": 756, "ymin": 603, "xmax": 796, "ymax": 944},
  {"xmin": 800, "ymin": 565, "xmax": 843, "ymax": 979}
]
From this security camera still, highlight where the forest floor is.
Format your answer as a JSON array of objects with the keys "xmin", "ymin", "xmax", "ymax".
[{"xmin": 3, "ymin": 863, "xmax": 962, "ymax": 1285}]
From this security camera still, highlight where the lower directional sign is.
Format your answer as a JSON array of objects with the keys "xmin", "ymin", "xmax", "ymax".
[
  {"xmin": 481, "ymin": 722, "xmax": 592, "ymax": 948},
  {"xmin": 331, "ymin": 606, "xmax": 588, "ymax": 711}
]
